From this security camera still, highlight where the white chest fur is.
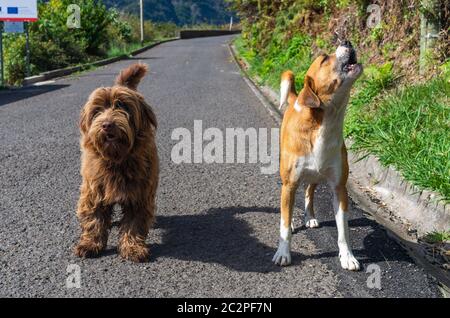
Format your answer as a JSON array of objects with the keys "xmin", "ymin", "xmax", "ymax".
[{"xmin": 294, "ymin": 106, "xmax": 346, "ymax": 185}]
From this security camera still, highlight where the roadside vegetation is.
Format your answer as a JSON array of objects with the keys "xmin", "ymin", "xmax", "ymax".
[
  {"xmin": 103, "ymin": 0, "xmax": 233, "ymax": 25},
  {"xmin": 2, "ymin": 0, "xmax": 176, "ymax": 85},
  {"xmin": 346, "ymin": 66, "xmax": 449, "ymax": 202},
  {"xmin": 424, "ymin": 230, "xmax": 450, "ymax": 244},
  {"xmin": 231, "ymin": 0, "xmax": 449, "ymax": 206},
  {"xmin": 1, "ymin": 0, "xmax": 231, "ymax": 86}
]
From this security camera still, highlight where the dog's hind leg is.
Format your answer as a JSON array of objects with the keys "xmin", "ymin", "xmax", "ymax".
[
  {"xmin": 118, "ymin": 202, "xmax": 155, "ymax": 262},
  {"xmin": 74, "ymin": 189, "xmax": 112, "ymax": 258},
  {"xmin": 304, "ymin": 183, "xmax": 319, "ymax": 228}
]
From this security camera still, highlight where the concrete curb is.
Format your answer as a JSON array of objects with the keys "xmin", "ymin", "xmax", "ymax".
[
  {"xmin": 228, "ymin": 42, "xmax": 449, "ymax": 238},
  {"xmin": 348, "ymin": 152, "xmax": 449, "ymax": 236},
  {"xmin": 23, "ymin": 38, "xmax": 179, "ymax": 86},
  {"xmin": 180, "ymin": 30, "xmax": 241, "ymax": 39}
]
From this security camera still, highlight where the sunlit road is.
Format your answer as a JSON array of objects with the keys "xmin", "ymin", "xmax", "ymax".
[{"xmin": 0, "ymin": 35, "xmax": 440, "ymax": 297}]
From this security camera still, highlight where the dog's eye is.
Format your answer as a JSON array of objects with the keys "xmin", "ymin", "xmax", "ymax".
[
  {"xmin": 320, "ymin": 54, "xmax": 329, "ymax": 66},
  {"xmin": 115, "ymin": 100, "xmax": 129, "ymax": 112},
  {"xmin": 327, "ymin": 79, "xmax": 338, "ymax": 93},
  {"xmin": 91, "ymin": 107, "xmax": 102, "ymax": 119}
]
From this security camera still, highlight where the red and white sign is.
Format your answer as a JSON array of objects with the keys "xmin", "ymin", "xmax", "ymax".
[{"xmin": 0, "ymin": 0, "xmax": 38, "ymax": 22}]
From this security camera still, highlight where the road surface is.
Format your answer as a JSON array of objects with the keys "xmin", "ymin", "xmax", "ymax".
[{"xmin": 0, "ymin": 35, "xmax": 440, "ymax": 297}]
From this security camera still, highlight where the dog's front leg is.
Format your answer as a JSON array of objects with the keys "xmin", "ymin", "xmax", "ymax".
[
  {"xmin": 273, "ymin": 183, "xmax": 298, "ymax": 266},
  {"xmin": 74, "ymin": 188, "xmax": 112, "ymax": 258},
  {"xmin": 333, "ymin": 185, "xmax": 360, "ymax": 271},
  {"xmin": 118, "ymin": 203, "xmax": 155, "ymax": 262}
]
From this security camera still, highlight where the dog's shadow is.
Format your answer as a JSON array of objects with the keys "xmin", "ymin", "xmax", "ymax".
[
  {"xmin": 150, "ymin": 204, "xmax": 416, "ymax": 272},
  {"xmin": 150, "ymin": 206, "xmax": 296, "ymax": 273},
  {"xmin": 105, "ymin": 200, "xmax": 415, "ymax": 272},
  {"xmin": 290, "ymin": 184, "xmax": 417, "ymax": 268}
]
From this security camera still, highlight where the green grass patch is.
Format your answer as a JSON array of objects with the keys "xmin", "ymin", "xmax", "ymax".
[
  {"xmin": 106, "ymin": 40, "xmax": 159, "ymax": 58},
  {"xmin": 234, "ymin": 35, "xmax": 312, "ymax": 90},
  {"xmin": 423, "ymin": 231, "xmax": 450, "ymax": 244},
  {"xmin": 106, "ymin": 37, "xmax": 177, "ymax": 59},
  {"xmin": 346, "ymin": 75, "xmax": 450, "ymax": 202}
]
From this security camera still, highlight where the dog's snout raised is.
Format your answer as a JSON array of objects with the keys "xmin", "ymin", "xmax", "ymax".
[
  {"xmin": 336, "ymin": 46, "xmax": 348, "ymax": 59},
  {"xmin": 341, "ymin": 40, "xmax": 353, "ymax": 48},
  {"xmin": 336, "ymin": 40, "xmax": 357, "ymax": 65},
  {"xmin": 102, "ymin": 121, "xmax": 115, "ymax": 131}
]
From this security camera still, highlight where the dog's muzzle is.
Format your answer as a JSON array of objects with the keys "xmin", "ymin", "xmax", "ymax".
[{"xmin": 336, "ymin": 40, "xmax": 362, "ymax": 78}]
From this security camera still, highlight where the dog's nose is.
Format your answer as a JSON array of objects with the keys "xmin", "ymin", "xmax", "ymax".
[
  {"xmin": 341, "ymin": 40, "xmax": 353, "ymax": 48},
  {"xmin": 336, "ymin": 40, "xmax": 357, "ymax": 64},
  {"xmin": 102, "ymin": 121, "xmax": 114, "ymax": 131}
]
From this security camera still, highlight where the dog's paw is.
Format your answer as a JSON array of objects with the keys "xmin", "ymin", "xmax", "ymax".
[
  {"xmin": 272, "ymin": 241, "xmax": 291, "ymax": 266},
  {"xmin": 339, "ymin": 251, "xmax": 360, "ymax": 271},
  {"xmin": 74, "ymin": 241, "xmax": 104, "ymax": 258},
  {"xmin": 306, "ymin": 218, "xmax": 320, "ymax": 228},
  {"xmin": 119, "ymin": 244, "xmax": 149, "ymax": 263}
]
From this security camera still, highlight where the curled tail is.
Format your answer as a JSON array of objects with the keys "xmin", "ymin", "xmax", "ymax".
[
  {"xmin": 115, "ymin": 63, "xmax": 148, "ymax": 90},
  {"xmin": 279, "ymin": 70, "xmax": 296, "ymax": 110}
]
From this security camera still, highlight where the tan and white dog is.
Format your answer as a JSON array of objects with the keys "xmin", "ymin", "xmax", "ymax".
[{"xmin": 273, "ymin": 41, "xmax": 362, "ymax": 270}]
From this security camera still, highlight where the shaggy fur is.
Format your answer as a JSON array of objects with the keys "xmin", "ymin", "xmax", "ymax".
[{"xmin": 74, "ymin": 63, "xmax": 159, "ymax": 262}]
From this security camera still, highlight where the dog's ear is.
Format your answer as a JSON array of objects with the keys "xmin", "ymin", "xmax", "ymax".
[
  {"xmin": 115, "ymin": 63, "xmax": 148, "ymax": 90},
  {"xmin": 140, "ymin": 99, "xmax": 158, "ymax": 130},
  {"xmin": 297, "ymin": 75, "xmax": 321, "ymax": 108},
  {"xmin": 79, "ymin": 107, "xmax": 89, "ymax": 134}
]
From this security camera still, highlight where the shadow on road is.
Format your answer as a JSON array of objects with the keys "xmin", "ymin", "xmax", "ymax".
[
  {"xmin": 151, "ymin": 206, "xmax": 298, "ymax": 273},
  {"xmin": 302, "ymin": 217, "xmax": 414, "ymax": 267},
  {"xmin": 149, "ymin": 204, "xmax": 416, "ymax": 273},
  {"xmin": 291, "ymin": 185, "xmax": 417, "ymax": 271},
  {"xmin": 0, "ymin": 84, "xmax": 70, "ymax": 107}
]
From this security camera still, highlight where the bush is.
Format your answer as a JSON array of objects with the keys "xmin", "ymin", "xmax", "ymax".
[
  {"xmin": 3, "ymin": 35, "xmax": 27, "ymax": 85},
  {"xmin": 32, "ymin": 0, "xmax": 116, "ymax": 56},
  {"xmin": 3, "ymin": 0, "xmax": 134, "ymax": 85},
  {"xmin": 2, "ymin": 0, "xmax": 181, "ymax": 86}
]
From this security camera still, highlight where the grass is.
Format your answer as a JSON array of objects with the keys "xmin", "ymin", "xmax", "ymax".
[
  {"xmin": 346, "ymin": 76, "xmax": 450, "ymax": 203},
  {"xmin": 234, "ymin": 35, "xmax": 312, "ymax": 90},
  {"xmin": 106, "ymin": 40, "xmax": 159, "ymax": 58},
  {"xmin": 106, "ymin": 37, "xmax": 178, "ymax": 59},
  {"xmin": 234, "ymin": 34, "xmax": 450, "ymax": 203},
  {"xmin": 180, "ymin": 23, "xmax": 236, "ymax": 31},
  {"xmin": 424, "ymin": 231, "xmax": 450, "ymax": 244}
]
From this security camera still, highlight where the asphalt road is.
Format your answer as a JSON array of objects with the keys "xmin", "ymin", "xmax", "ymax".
[{"xmin": 0, "ymin": 35, "xmax": 441, "ymax": 297}]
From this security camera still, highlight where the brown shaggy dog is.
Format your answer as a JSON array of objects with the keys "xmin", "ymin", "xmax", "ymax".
[{"xmin": 74, "ymin": 63, "xmax": 159, "ymax": 262}]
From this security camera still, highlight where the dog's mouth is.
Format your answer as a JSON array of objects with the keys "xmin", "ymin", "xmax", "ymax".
[
  {"xmin": 95, "ymin": 130, "xmax": 129, "ymax": 162},
  {"xmin": 343, "ymin": 62, "xmax": 361, "ymax": 75},
  {"xmin": 338, "ymin": 43, "xmax": 362, "ymax": 77},
  {"xmin": 104, "ymin": 132, "xmax": 118, "ymax": 143},
  {"xmin": 342, "ymin": 50, "xmax": 359, "ymax": 71}
]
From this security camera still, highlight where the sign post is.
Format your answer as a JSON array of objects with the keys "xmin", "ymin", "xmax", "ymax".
[
  {"xmin": 140, "ymin": 0, "xmax": 144, "ymax": 45},
  {"xmin": 25, "ymin": 22, "xmax": 30, "ymax": 77},
  {"xmin": 0, "ymin": 22, "xmax": 3, "ymax": 87},
  {"xmin": 0, "ymin": 0, "xmax": 38, "ymax": 85},
  {"xmin": 4, "ymin": 21, "xmax": 24, "ymax": 33}
]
